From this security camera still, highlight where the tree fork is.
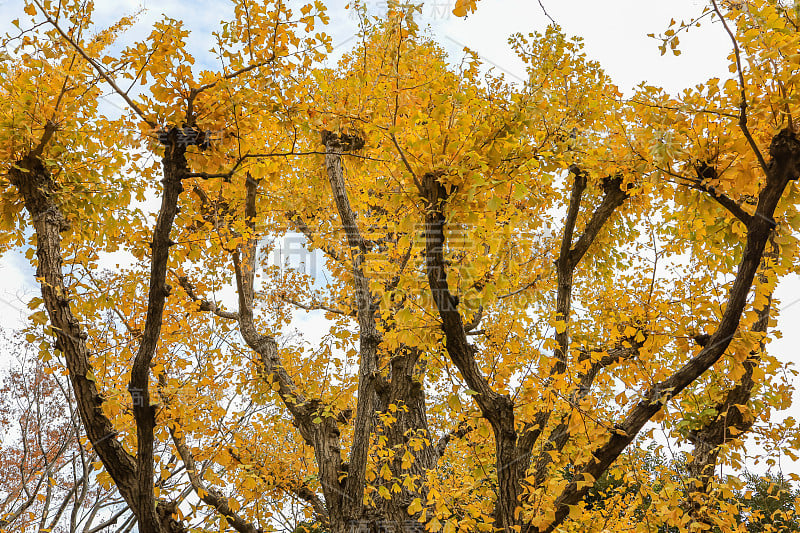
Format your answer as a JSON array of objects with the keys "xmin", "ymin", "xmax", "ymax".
[
  {"xmin": 535, "ymin": 128, "xmax": 800, "ymax": 533},
  {"xmin": 9, "ymin": 148, "xmax": 188, "ymax": 533}
]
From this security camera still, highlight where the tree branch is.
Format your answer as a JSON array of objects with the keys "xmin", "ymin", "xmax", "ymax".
[
  {"xmin": 32, "ymin": 0, "xmax": 156, "ymax": 128},
  {"xmin": 567, "ymin": 175, "xmax": 629, "ymax": 267},
  {"xmin": 711, "ymin": 0, "xmax": 769, "ymax": 174},
  {"xmin": 286, "ymin": 211, "xmax": 346, "ymax": 265},
  {"xmin": 531, "ymin": 336, "xmax": 644, "ymax": 487},
  {"xmin": 419, "ymin": 170, "xmax": 518, "ymax": 531},
  {"xmin": 536, "ymin": 129, "xmax": 800, "ymax": 533},
  {"xmin": 321, "ymin": 132, "xmax": 381, "ymax": 522},
  {"xmin": 8, "ymin": 153, "xmax": 141, "ymax": 517},
  {"xmin": 692, "ymin": 161, "xmax": 754, "ymax": 227},
  {"xmin": 231, "ymin": 174, "xmax": 347, "ymax": 530},
  {"xmin": 435, "ymin": 421, "xmax": 473, "ymax": 459},
  {"xmin": 517, "ymin": 168, "xmax": 629, "ymax": 478},
  {"xmin": 128, "ymin": 139, "xmax": 187, "ymax": 533},
  {"xmin": 226, "ymin": 448, "xmax": 329, "ymax": 523},
  {"xmin": 685, "ymin": 238, "xmax": 776, "ymax": 520},
  {"xmin": 174, "ymin": 273, "xmax": 239, "ymax": 320},
  {"xmin": 169, "ymin": 427, "xmax": 261, "ymax": 533},
  {"xmin": 279, "ymin": 294, "xmax": 356, "ymax": 318}
]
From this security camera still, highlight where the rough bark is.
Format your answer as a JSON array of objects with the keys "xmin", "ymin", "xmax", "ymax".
[
  {"xmin": 322, "ymin": 133, "xmax": 382, "ymax": 526},
  {"xmin": 420, "ymin": 172, "xmax": 519, "ymax": 532},
  {"xmin": 191, "ymin": 135, "xmax": 434, "ymax": 532},
  {"xmin": 685, "ymin": 238, "xmax": 776, "ymax": 522},
  {"xmin": 230, "ymin": 175, "xmax": 349, "ymax": 532},
  {"xmin": 535, "ymin": 128, "xmax": 800, "ymax": 533},
  {"xmin": 129, "ymin": 132, "xmax": 187, "ymax": 533},
  {"xmin": 9, "ymin": 135, "xmax": 187, "ymax": 533},
  {"xmin": 374, "ymin": 346, "xmax": 438, "ymax": 524}
]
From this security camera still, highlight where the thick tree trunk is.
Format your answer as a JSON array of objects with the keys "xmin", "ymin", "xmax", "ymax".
[
  {"xmin": 373, "ymin": 347, "xmax": 437, "ymax": 527},
  {"xmin": 9, "ymin": 144, "xmax": 187, "ymax": 533}
]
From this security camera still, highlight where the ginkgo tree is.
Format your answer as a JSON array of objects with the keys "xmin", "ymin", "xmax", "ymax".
[{"xmin": 1, "ymin": 1, "xmax": 799, "ymax": 533}]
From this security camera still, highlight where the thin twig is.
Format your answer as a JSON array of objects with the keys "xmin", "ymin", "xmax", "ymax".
[
  {"xmin": 537, "ymin": 0, "xmax": 557, "ymax": 25},
  {"xmin": 711, "ymin": 0, "xmax": 769, "ymax": 174},
  {"xmin": 390, "ymin": 133, "xmax": 423, "ymax": 192},
  {"xmin": 31, "ymin": 0, "xmax": 156, "ymax": 129}
]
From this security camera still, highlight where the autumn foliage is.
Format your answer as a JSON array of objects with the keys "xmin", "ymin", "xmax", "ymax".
[{"xmin": 1, "ymin": 1, "xmax": 800, "ymax": 532}]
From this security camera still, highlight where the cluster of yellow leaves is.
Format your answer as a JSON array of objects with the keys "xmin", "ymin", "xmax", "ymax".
[{"xmin": 4, "ymin": 1, "xmax": 800, "ymax": 531}]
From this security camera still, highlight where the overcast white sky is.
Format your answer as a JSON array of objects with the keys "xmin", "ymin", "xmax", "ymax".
[{"xmin": 1, "ymin": 0, "xmax": 798, "ymax": 472}]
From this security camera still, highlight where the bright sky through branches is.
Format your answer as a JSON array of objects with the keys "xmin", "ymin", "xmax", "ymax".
[{"xmin": 1, "ymin": 5, "xmax": 798, "ymax": 529}]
